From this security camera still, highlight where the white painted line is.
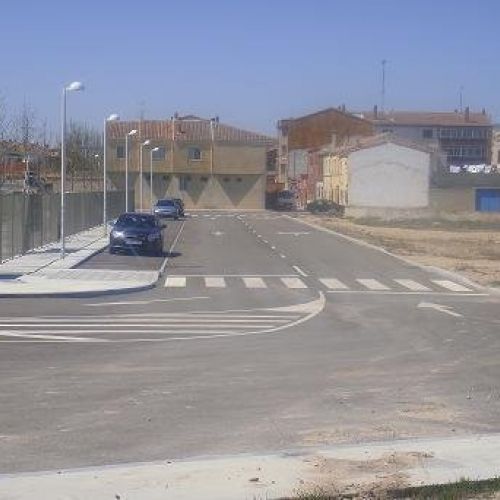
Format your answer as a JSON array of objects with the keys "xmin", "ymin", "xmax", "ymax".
[
  {"xmin": 281, "ymin": 277, "xmax": 308, "ymax": 289},
  {"xmin": 357, "ymin": 278, "xmax": 390, "ymax": 291},
  {"xmin": 271, "ymin": 246, "xmax": 276, "ymax": 250},
  {"xmin": 280, "ymin": 254, "xmax": 286, "ymax": 259},
  {"xmin": 242, "ymin": 277, "xmax": 267, "ymax": 288},
  {"xmin": 417, "ymin": 301, "xmax": 463, "ymax": 317},
  {"xmin": 319, "ymin": 278, "xmax": 348, "ymax": 290},
  {"xmin": 204, "ymin": 277, "xmax": 226, "ymax": 288},
  {"xmin": 326, "ymin": 290, "xmax": 487, "ymax": 296},
  {"xmin": 257, "ymin": 234, "xmax": 262, "ymax": 238},
  {"xmin": 86, "ymin": 297, "xmax": 210, "ymax": 307},
  {"xmin": 262, "ymin": 239, "xmax": 269, "ymax": 243},
  {"xmin": 164, "ymin": 276, "xmax": 186, "ymax": 288},
  {"xmin": 165, "ymin": 274, "xmax": 296, "ymax": 277},
  {"xmin": 0, "ymin": 331, "xmax": 104, "ymax": 341},
  {"xmin": 394, "ymin": 279, "xmax": 431, "ymax": 291},
  {"xmin": 432, "ymin": 280, "xmax": 473, "ymax": 292},
  {"xmin": 292, "ymin": 265, "xmax": 308, "ymax": 277},
  {"xmin": 159, "ymin": 220, "xmax": 185, "ymax": 275}
]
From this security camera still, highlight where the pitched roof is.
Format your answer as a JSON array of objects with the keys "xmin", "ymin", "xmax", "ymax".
[
  {"xmin": 359, "ymin": 110, "xmax": 491, "ymax": 127},
  {"xmin": 323, "ymin": 133, "xmax": 436, "ymax": 156},
  {"xmin": 107, "ymin": 118, "xmax": 276, "ymax": 146}
]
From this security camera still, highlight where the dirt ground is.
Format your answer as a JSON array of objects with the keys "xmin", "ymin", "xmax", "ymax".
[{"xmin": 298, "ymin": 214, "xmax": 500, "ymax": 288}]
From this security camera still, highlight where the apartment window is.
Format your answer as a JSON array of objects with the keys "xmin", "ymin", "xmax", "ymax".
[
  {"xmin": 188, "ymin": 147, "xmax": 201, "ymax": 160},
  {"xmin": 422, "ymin": 129, "xmax": 433, "ymax": 139},
  {"xmin": 116, "ymin": 145, "xmax": 125, "ymax": 158},
  {"xmin": 152, "ymin": 146, "xmax": 166, "ymax": 161}
]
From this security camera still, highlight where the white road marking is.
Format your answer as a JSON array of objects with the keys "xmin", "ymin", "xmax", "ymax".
[
  {"xmin": 211, "ymin": 231, "xmax": 225, "ymax": 236},
  {"xmin": 357, "ymin": 278, "xmax": 390, "ymax": 290},
  {"xmin": 204, "ymin": 277, "xmax": 226, "ymax": 288},
  {"xmin": 432, "ymin": 280, "xmax": 473, "ymax": 292},
  {"xmin": 320, "ymin": 278, "xmax": 348, "ymax": 290},
  {"xmin": 164, "ymin": 276, "xmax": 186, "ymax": 288},
  {"xmin": 326, "ymin": 290, "xmax": 487, "ymax": 296},
  {"xmin": 280, "ymin": 254, "xmax": 286, "ymax": 258},
  {"xmin": 417, "ymin": 302, "xmax": 463, "ymax": 317},
  {"xmin": 271, "ymin": 246, "xmax": 276, "ymax": 250},
  {"xmin": 0, "ymin": 294, "xmax": 326, "ymax": 344},
  {"xmin": 0, "ymin": 332, "xmax": 104, "ymax": 341},
  {"xmin": 292, "ymin": 265, "xmax": 308, "ymax": 277},
  {"xmin": 277, "ymin": 231, "xmax": 310, "ymax": 236},
  {"xmin": 242, "ymin": 277, "xmax": 267, "ymax": 288},
  {"xmin": 262, "ymin": 239, "xmax": 269, "ymax": 243},
  {"xmin": 257, "ymin": 234, "xmax": 262, "ymax": 238},
  {"xmin": 281, "ymin": 277, "xmax": 308, "ymax": 289},
  {"xmin": 86, "ymin": 297, "xmax": 210, "ymax": 307},
  {"xmin": 394, "ymin": 279, "xmax": 431, "ymax": 291}
]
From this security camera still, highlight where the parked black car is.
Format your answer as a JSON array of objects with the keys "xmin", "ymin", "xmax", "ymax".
[{"xmin": 109, "ymin": 213, "xmax": 164, "ymax": 256}]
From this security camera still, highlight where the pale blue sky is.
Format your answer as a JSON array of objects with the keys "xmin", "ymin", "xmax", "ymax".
[{"xmin": 1, "ymin": 0, "xmax": 499, "ymax": 140}]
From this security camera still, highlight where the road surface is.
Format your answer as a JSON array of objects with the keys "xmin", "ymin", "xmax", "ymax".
[{"xmin": 0, "ymin": 211, "xmax": 499, "ymax": 473}]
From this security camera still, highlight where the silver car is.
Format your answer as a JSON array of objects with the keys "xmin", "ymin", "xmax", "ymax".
[{"xmin": 153, "ymin": 199, "xmax": 180, "ymax": 219}]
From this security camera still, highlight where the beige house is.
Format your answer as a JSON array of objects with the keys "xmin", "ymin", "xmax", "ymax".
[{"xmin": 106, "ymin": 116, "xmax": 275, "ymax": 210}]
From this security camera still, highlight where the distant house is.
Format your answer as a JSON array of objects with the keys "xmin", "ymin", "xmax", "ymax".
[
  {"xmin": 358, "ymin": 107, "xmax": 492, "ymax": 167},
  {"xmin": 106, "ymin": 116, "xmax": 275, "ymax": 210},
  {"xmin": 277, "ymin": 107, "xmax": 374, "ymax": 194},
  {"xmin": 321, "ymin": 134, "xmax": 500, "ymax": 214},
  {"xmin": 321, "ymin": 135, "xmax": 434, "ymax": 214}
]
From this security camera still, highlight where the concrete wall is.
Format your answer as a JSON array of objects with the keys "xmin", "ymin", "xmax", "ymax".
[
  {"xmin": 429, "ymin": 187, "xmax": 475, "ymax": 212},
  {"xmin": 131, "ymin": 173, "xmax": 265, "ymax": 210},
  {"xmin": 348, "ymin": 143, "xmax": 431, "ymax": 208}
]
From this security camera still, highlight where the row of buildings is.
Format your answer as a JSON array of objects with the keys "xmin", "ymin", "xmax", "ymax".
[{"xmin": 275, "ymin": 106, "xmax": 500, "ymax": 213}]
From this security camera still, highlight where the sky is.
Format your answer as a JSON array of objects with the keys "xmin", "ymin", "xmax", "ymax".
[{"xmin": 1, "ymin": 0, "xmax": 499, "ymax": 142}]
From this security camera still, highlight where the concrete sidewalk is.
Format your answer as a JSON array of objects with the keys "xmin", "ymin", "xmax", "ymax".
[
  {"xmin": 0, "ymin": 434, "xmax": 499, "ymax": 500},
  {"xmin": 0, "ymin": 225, "xmax": 159, "ymax": 296}
]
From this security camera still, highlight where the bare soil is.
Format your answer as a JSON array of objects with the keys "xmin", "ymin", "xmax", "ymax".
[{"xmin": 298, "ymin": 214, "xmax": 500, "ymax": 288}]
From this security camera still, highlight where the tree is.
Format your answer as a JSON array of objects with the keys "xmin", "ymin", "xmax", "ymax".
[{"xmin": 66, "ymin": 121, "xmax": 102, "ymax": 191}]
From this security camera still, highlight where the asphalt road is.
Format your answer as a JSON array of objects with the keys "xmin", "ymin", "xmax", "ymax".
[{"xmin": 0, "ymin": 211, "xmax": 499, "ymax": 474}]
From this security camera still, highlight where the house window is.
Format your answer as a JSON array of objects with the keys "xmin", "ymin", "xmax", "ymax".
[
  {"xmin": 116, "ymin": 145, "xmax": 125, "ymax": 158},
  {"xmin": 422, "ymin": 129, "xmax": 433, "ymax": 139},
  {"xmin": 188, "ymin": 147, "xmax": 201, "ymax": 160},
  {"xmin": 152, "ymin": 147, "xmax": 166, "ymax": 161}
]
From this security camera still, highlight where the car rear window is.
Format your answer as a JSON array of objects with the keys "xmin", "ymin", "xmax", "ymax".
[{"xmin": 116, "ymin": 214, "xmax": 156, "ymax": 228}]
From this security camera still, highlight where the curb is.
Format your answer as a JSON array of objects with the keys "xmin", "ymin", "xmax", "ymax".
[{"xmin": 286, "ymin": 214, "xmax": 500, "ymax": 296}]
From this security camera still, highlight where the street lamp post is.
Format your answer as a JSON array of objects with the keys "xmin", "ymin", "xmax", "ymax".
[
  {"xmin": 125, "ymin": 129, "xmax": 137, "ymax": 211},
  {"xmin": 139, "ymin": 139, "xmax": 151, "ymax": 212},
  {"xmin": 103, "ymin": 113, "xmax": 119, "ymax": 235},
  {"xmin": 150, "ymin": 147, "xmax": 159, "ymax": 210},
  {"xmin": 60, "ymin": 81, "xmax": 84, "ymax": 259}
]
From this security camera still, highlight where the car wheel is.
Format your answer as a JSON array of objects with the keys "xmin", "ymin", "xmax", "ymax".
[{"xmin": 109, "ymin": 247, "xmax": 116, "ymax": 254}]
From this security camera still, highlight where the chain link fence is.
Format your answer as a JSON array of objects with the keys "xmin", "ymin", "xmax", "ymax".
[{"xmin": 0, "ymin": 191, "xmax": 130, "ymax": 262}]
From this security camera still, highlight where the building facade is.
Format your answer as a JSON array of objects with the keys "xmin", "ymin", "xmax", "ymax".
[
  {"xmin": 106, "ymin": 117, "xmax": 275, "ymax": 210},
  {"xmin": 277, "ymin": 106, "xmax": 373, "ymax": 198},
  {"xmin": 358, "ymin": 107, "xmax": 492, "ymax": 167}
]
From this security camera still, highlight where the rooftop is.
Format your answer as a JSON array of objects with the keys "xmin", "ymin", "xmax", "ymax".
[
  {"xmin": 108, "ymin": 118, "xmax": 276, "ymax": 146},
  {"xmin": 358, "ymin": 110, "xmax": 491, "ymax": 127}
]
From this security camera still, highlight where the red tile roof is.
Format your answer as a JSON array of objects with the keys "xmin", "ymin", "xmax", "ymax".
[
  {"xmin": 107, "ymin": 119, "xmax": 276, "ymax": 146},
  {"xmin": 359, "ymin": 110, "xmax": 491, "ymax": 126}
]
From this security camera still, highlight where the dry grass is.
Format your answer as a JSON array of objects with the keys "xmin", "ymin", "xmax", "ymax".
[{"xmin": 298, "ymin": 214, "xmax": 500, "ymax": 287}]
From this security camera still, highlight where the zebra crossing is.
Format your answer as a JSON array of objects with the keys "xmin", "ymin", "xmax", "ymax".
[{"xmin": 164, "ymin": 274, "xmax": 478, "ymax": 294}]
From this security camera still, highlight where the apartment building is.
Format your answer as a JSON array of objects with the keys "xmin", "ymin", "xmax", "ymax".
[
  {"xmin": 106, "ymin": 116, "xmax": 275, "ymax": 210},
  {"xmin": 359, "ymin": 107, "xmax": 492, "ymax": 167}
]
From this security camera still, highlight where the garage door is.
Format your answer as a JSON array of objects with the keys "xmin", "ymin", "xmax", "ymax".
[{"xmin": 475, "ymin": 189, "xmax": 500, "ymax": 212}]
